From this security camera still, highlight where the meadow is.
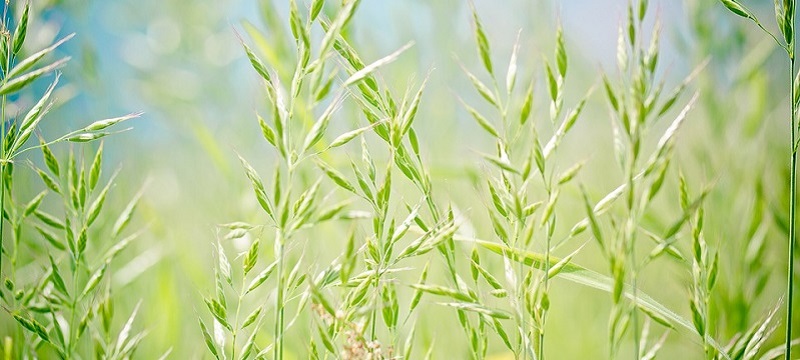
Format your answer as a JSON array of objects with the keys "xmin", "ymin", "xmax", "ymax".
[{"xmin": 0, "ymin": 0, "xmax": 796, "ymax": 359}]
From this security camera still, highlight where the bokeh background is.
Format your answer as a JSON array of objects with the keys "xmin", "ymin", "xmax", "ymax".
[{"xmin": 1, "ymin": 0, "xmax": 797, "ymax": 358}]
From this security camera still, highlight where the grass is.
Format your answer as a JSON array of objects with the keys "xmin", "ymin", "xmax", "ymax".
[
  {"xmin": 714, "ymin": 0, "xmax": 796, "ymax": 358},
  {"xmin": 0, "ymin": 0, "xmax": 796, "ymax": 359},
  {"xmin": 0, "ymin": 1, "xmax": 143, "ymax": 358}
]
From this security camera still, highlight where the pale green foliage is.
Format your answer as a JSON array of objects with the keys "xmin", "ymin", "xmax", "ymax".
[
  {"xmin": 0, "ymin": 2, "xmax": 143, "ymax": 358},
  {"xmin": 0, "ymin": 0, "xmax": 790, "ymax": 359},
  {"xmin": 193, "ymin": 0, "xmax": 794, "ymax": 359}
]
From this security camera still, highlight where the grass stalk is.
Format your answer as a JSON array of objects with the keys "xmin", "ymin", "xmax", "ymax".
[
  {"xmin": 787, "ymin": 49, "xmax": 796, "ymax": 360},
  {"xmin": 275, "ymin": 230, "xmax": 285, "ymax": 360},
  {"xmin": 231, "ymin": 277, "xmax": 246, "ymax": 360},
  {"xmin": 0, "ymin": 6, "xmax": 10, "ymax": 282},
  {"xmin": 0, "ymin": 96, "xmax": 5, "ymax": 281}
]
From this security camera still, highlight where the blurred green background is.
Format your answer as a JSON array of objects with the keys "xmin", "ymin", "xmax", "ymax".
[{"xmin": 1, "ymin": 0, "xmax": 796, "ymax": 358}]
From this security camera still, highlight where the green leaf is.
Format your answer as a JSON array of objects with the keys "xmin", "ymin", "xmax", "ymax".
[
  {"xmin": 88, "ymin": 143, "xmax": 103, "ymax": 191},
  {"xmin": 7, "ymin": 34, "xmax": 74, "ymax": 80},
  {"xmin": 11, "ymin": 1, "xmax": 30, "ymax": 54},
  {"xmin": 470, "ymin": 4, "xmax": 493, "ymax": 75},
  {"xmin": 602, "ymin": 73, "xmax": 619, "ymax": 111},
  {"xmin": 315, "ymin": 159, "xmax": 357, "ymax": 193},
  {"xmin": 470, "ymin": 259, "xmax": 504, "ymax": 290},
  {"xmin": 13, "ymin": 314, "xmax": 50, "ymax": 344},
  {"xmin": 23, "ymin": 191, "xmax": 46, "ymax": 217},
  {"xmin": 241, "ymin": 307, "xmax": 261, "ymax": 329},
  {"xmin": 461, "ymin": 100, "xmax": 499, "ymax": 138},
  {"xmin": 288, "ymin": 0, "xmax": 304, "ymax": 43},
  {"xmin": 310, "ymin": 0, "xmax": 324, "ymax": 20},
  {"xmin": 40, "ymin": 140, "xmax": 60, "ymax": 177},
  {"xmin": 36, "ymin": 226, "xmax": 65, "ymax": 250},
  {"xmin": 328, "ymin": 120, "xmax": 384, "ymax": 149},
  {"xmin": 246, "ymin": 260, "xmax": 278, "ymax": 294},
  {"xmin": 84, "ymin": 112, "xmax": 141, "ymax": 132},
  {"xmin": 409, "ymin": 284, "xmax": 473, "ymax": 302},
  {"xmin": 519, "ymin": 81, "xmax": 534, "ymax": 124},
  {"xmin": 506, "ymin": 31, "xmax": 521, "ymax": 93},
  {"xmin": 243, "ymin": 239, "xmax": 259, "ymax": 275},
  {"xmin": 81, "ymin": 262, "xmax": 108, "ymax": 299},
  {"xmin": 198, "ymin": 318, "xmax": 221, "ymax": 360},
  {"xmin": 66, "ymin": 131, "xmax": 114, "ymax": 143},
  {"xmin": 481, "ymin": 153, "xmax": 519, "ymax": 174},
  {"xmin": 239, "ymin": 37, "xmax": 271, "ymax": 82},
  {"xmin": 645, "ymin": 93, "xmax": 699, "ymax": 176},
  {"xmin": 48, "ymin": 255, "xmax": 69, "ymax": 297},
  {"xmin": 237, "ymin": 154, "xmax": 274, "ymax": 218},
  {"xmin": 557, "ymin": 161, "xmax": 584, "ymax": 185},
  {"xmin": 10, "ymin": 77, "xmax": 59, "ymax": 156},
  {"xmin": 0, "ymin": 58, "xmax": 69, "ymax": 96},
  {"xmin": 203, "ymin": 297, "xmax": 232, "ymax": 331},
  {"xmin": 216, "ymin": 242, "xmax": 232, "ymax": 285},
  {"xmin": 718, "ymin": 0, "xmax": 754, "ymax": 19},
  {"xmin": 555, "ymin": 24, "xmax": 568, "ymax": 77},
  {"xmin": 398, "ymin": 74, "xmax": 430, "ymax": 139},
  {"xmin": 87, "ymin": 174, "xmax": 116, "ymax": 227},
  {"xmin": 547, "ymin": 245, "xmax": 584, "ymax": 279},
  {"xmin": 545, "ymin": 62, "xmax": 558, "ymax": 102},
  {"xmin": 112, "ymin": 187, "xmax": 143, "ymax": 238},
  {"xmin": 35, "ymin": 210, "xmax": 65, "ymax": 229},
  {"xmin": 318, "ymin": 0, "xmax": 359, "ymax": 63},
  {"xmin": 302, "ymin": 94, "xmax": 345, "ymax": 153},
  {"xmin": 408, "ymin": 262, "xmax": 429, "ymax": 316},
  {"xmin": 342, "ymin": 42, "xmax": 414, "ymax": 87},
  {"xmin": 461, "ymin": 64, "xmax": 499, "ymax": 108},
  {"xmin": 239, "ymin": 328, "xmax": 259, "ymax": 360},
  {"xmin": 257, "ymin": 114, "xmax": 277, "ymax": 147},
  {"xmin": 439, "ymin": 301, "xmax": 511, "ymax": 319}
]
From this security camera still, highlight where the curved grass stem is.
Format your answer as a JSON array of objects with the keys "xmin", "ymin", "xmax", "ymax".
[
  {"xmin": 274, "ymin": 230, "xmax": 285, "ymax": 360},
  {"xmin": 787, "ymin": 51, "xmax": 796, "ymax": 360},
  {"xmin": 0, "ymin": 8, "xmax": 10, "ymax": 283}
]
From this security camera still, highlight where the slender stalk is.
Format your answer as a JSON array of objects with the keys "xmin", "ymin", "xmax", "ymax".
[
  {"xmin": 369, "ymin": 275, "xmax": 378, "ymax": 342},
  {"xmin": 787, "ymin": 50, "xmax": 796, "ymax": 360},
  {"xmin": 0, "ymin": 94, "xmax": 5, "ymax": 281},
  {"xmin": 274, "ymin": 230, "xmax": 285, "ymax": 360},
  {"xmin": 631, "ymin": 3, "xmax": 644, "ymax": 355},
  {"xmin": 704, "ymin": 286, "xmax": 713, "ymax": 359},
  {"xmin": 0, "ymin": 5, "xmax": 9, "ymax": 282},
  {"xmin": 511, "ymin": 221, "xmax": 526, "ymax": 360},
  {"xmin": 628, "ymin": 185, "xmax": 641, "ymax": 360},
  {"xmin": 67, "ymin": 257, "xmax": 80, "ymax": 357},
  {"xmin": 539, "ymin": 179, "xmax": 554, "ymax": 360},
  {"xmin": 231, "ymin": 281, "xmax": 245, "ymax": 360}
]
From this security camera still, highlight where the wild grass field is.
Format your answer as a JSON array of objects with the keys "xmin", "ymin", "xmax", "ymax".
[{"xmin": 0, "ymin": 0, "xmax": 797, "ymax": 359}]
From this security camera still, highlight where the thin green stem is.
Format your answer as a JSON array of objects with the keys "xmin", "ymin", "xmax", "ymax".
[
  {"xmin": 632, "ymin": 4, "xmax": 643, "ymax": 356},
  {"xmin": 538, "ymin": 223, "xmax": 552, "ymax": 360},
  {"xmin": 67, "ymin": 258, "xmax": 79, "ymax": 358},
  {"xmin": 539, "ymin": 183, "xmax": 554, "ymax": 360},
  {"xmin": 369, "ymin": 276, "xmax": 378, "ymax": 341},
  {"xmin": 704, "ymin": 290, "xmax": 713, "ymax": 359},
  {"xmin": 370, "ymin": 237, "xmax": 383, "ymax": 344},
  {"xmin": 513, "ymin": 223, "xmax": 526, "ymax": 360},
  {"xmin": 756, "ymin": 21, "xmax": 789, "ymax": 54},
  {"xmin": 787, "ymin": 52, "xmax": 796, "ymax": 360},
  {"xmin": 0, "ymin": 98, "xmax": 5, "ymax": 282},
  {"xmin": 13, "ymin": 130, "xmax": 83, "ymax": 157},
  {"xmin": 629, "ymin": 181, "xmax": 640, "ymax": 360},
  {"xmin": 0, "ymin": 10, "xmax": 10, "ymax": 284},
  {"xmin": 274, "ymin": 230, "xmax": 285, "ymax": 360},
  {"xmin": 231, "ymin": 277, "xmax": 245, "ymax": 360}
]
